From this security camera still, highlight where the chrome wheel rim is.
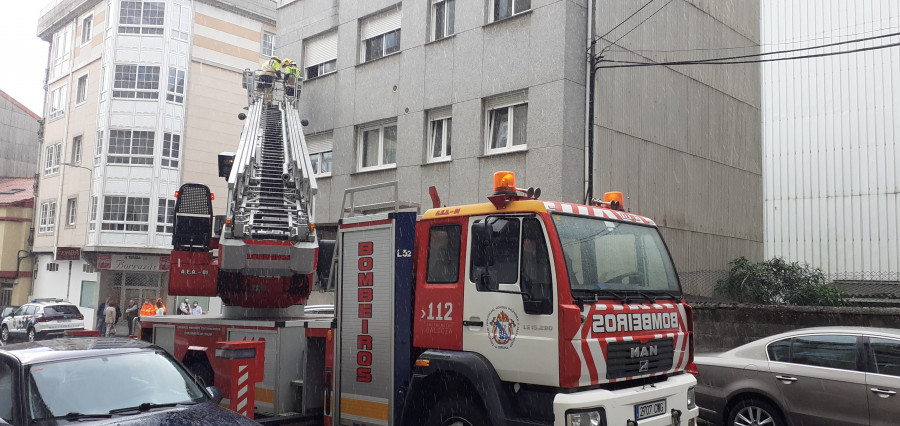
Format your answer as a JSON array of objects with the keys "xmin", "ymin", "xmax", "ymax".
[
  {"xmin": 443, "ymin": 417, "xmax": 474, "ymax": 426},
  {"xmin": 734, "ymin": 406, "xmax": 776, "ymax": 426},
  {"xmin": 1, "ymin": 327, "xmax": 7, "ymax": 342},
  {"xmin": 27, "ymin": 330, "xmax": 35, "ymax": 342}
]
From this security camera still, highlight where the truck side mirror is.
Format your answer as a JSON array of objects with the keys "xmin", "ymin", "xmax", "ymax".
[{"xmin": 477, "ymin": 273, "xmax": 499, "ymax": 292}]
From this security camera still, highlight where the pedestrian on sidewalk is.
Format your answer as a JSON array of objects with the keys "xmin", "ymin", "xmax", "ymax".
[
  {"xmin": 97, "ymin": 296, "xmax": 110, "ymax": 336},
  {"xmin": 191, "ymin": 301, "xmax": 203, "ymax": 315},
  {"xmin": 104, "ymin": 301, "xmax": 117, "ymax": 337},
  {"xmin": 124, "ymin": 299, "xmax": 138, "ymax": 335}
]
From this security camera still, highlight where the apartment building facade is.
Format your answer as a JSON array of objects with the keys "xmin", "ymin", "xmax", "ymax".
[
  {"xmin": 34, "ymin": 0, "xmax": 276, "ymax": 320},
  {"xmin": 277, "ymin": 0, "xmax": 763, "ymax": 295}
]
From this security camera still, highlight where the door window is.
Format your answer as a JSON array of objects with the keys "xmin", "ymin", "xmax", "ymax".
[
  {"xmin": 870, "ymin": 337, "xmax": 900, "ymax": 376},
  {"xmin": 469, "ymin": 217, "xmax": 520, "ymax": 284},
  {"xmin": 426, "ymin": 225, "xmax": 462, "ymax": 283},
  {"xmin": 789, "ymin": 335, "xmax": 859, "ymax": 371}
]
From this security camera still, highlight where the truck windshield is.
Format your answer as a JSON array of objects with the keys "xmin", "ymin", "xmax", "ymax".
[{"xmin": 551, "ymin": 214, "xmax": 680, "ymax": 294}]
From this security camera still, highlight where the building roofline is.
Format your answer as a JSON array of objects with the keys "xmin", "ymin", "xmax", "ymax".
[{"xmin": 0, "ymin": 89, "xmax": 41, "ymax": 121}]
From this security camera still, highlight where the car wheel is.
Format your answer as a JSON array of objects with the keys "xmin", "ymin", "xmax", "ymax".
[
  {"xmin": 27, "ymin": 327, "xmax": 36, "ymax": 342},
  {"xmin": 425, "ymin": 396, "xmax": 490, "ymax": 426},
  {"xmin": 728, "ymin": 398, "xmax": 784, "ymax": 426},
  {"xmin": 0, "ymin": 325, "xmax": 8, "ymax": 343}
]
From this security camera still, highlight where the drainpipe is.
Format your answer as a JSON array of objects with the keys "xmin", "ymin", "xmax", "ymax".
[{"xmin": 584, "ymin": 0, "xmax": 595, "ymax": 204}]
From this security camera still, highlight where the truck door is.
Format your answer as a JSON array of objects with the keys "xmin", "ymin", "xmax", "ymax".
[{"xmin": 462, "ymin": 215, "xmax": 560, "ymax": 387}]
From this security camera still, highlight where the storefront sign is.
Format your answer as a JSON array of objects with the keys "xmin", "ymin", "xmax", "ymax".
[
  {"xmin": 56, "ymin": 247, "xmax": 82, "ymax": 261},
  {"xmin": 97, "ymin": 254, "xmax": 171, "ymax": 271}
]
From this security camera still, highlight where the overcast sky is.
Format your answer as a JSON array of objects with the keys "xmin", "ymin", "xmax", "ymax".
[{"xmin": 1, "ymin": 1, "xmax": 51, "ymax": 116}]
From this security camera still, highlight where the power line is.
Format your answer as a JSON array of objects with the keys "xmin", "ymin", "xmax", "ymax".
[
  {"xmin": 594, "ymin": 40, "xmax": 900, "ymax": 69},
  {"xmin": 604, "ymin": 22, "xmax": 900, "ymax": 54},
  {"xmin": 598, "ymin": 0, "xmax": 676, "ymax": 56},
  {"xmin": 598, "ymin": 31, "xmax": 900, "ymax": 65},
  {"xmin": 591, "ymin": 0, "xmax": 657, "ymax": 50}
]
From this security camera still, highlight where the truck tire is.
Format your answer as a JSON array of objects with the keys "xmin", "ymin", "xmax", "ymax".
[
  {"xmin": 425, "ymin": 396, "xmax": 491, "ymax": 426},
  {"xmin": 728, "ymin": 398, "xmax": 784, "ymax": 426}
]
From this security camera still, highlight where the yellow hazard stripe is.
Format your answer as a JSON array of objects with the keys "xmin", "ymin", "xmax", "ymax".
[{"xmin": 340, "ymin": 397, "xmax": 389, "ymax": 421}]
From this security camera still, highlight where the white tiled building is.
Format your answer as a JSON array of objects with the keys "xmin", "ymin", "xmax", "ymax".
[{"xmin": 34, "ymin": 0, "xmax": 277, "ymax": 323}]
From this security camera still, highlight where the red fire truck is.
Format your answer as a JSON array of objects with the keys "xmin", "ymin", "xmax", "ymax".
[{"xmin": 140, "ymin": 72, "xmax": 698, "ymax": 426}]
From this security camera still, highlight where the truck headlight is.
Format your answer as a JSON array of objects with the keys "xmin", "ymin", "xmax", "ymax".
[
  {"xmin": 687, "ymin": 386, "xmax": 696, "ymax": 409},
  {"xmin": 566, "ymin": 409, "xmax": 604, "ymax": 426}
]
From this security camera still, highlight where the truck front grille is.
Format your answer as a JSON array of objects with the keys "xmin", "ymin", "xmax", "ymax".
[{"xmin": 606, "ymin": 337, "xmax": 674, "ymax": 380}]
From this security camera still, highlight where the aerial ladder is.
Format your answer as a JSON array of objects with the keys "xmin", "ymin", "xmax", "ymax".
[{"xmin": 167, "ymin": 68, "xmax": 318, "ymax": 309}]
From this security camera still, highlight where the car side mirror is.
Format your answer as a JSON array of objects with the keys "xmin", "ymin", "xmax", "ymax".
[{"xmin": 206, "ymin": 385, "xmax": 223, "ymax": 404}]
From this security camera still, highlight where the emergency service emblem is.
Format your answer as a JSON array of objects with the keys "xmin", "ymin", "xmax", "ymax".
[{"xmin": 487, "ymin": 306, "xmax": 519, "ymax": 349}]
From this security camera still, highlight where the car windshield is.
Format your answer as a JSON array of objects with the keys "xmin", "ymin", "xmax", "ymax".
[
  {"xmin": 552, "ymin": 213, "xmax": 680, "ymax": 294},
  {"xmin": 27, "ymin": 351, "xmax": 206, "ymax": 421},
  {"xmin": 42, "ymin": 305, "xmax": 81, "ymax": 315}
]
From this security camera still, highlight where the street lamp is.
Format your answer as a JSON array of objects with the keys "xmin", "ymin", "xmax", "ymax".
[{"xmin": 61, "ymin": 162, "xmax": 93, "ymax": 173}]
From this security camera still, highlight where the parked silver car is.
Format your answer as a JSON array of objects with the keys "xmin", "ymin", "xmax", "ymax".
[{"xmin": 693, "ymin": 326, "xmax": 900, "ymax": 426}]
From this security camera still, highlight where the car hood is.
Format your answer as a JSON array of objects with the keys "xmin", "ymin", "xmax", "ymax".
[{"xmin": 29, "ymin": 401, "xmax": 260, "ymax": 425}]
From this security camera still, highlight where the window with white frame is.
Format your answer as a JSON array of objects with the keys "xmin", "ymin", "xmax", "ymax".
[
  {"xmin": 99, "ymin": 65, "xmax": 108, "ymax": 101},
  {"xmin": 162, "ymin": 133, "xmax": 180, "ymax": 168},
  {"xmin": 262, "ymin": 32, "xmax": 276, "ymax": 57},
  {"xmin": 76, "ymin": 74, "xmax": 89, "ymax": 104},
  {"xmin": 358, "ymin": 121, "xmax": 397, "ymax": 171},
  {"xmin": 360, "ymin": 7, "xmax": 401, "ymax": 63},
  {"xmin": 102, "ymin": 196, "xmax": 150, "ymax": 231},
  {"xmin": 89, "ymin": 196, "xmax": 98, "ymax": 231},
  {"xmin": 306, "ymin": 133, "xmax": 333, "ymax": 177},
  {"xmin": 108, "ymin": 130, "xmax": 154, "ymax": 165},
  {"xmin": 485, "ymin": 91, "xmax": 528, "ymax": 154},
  {"xmin": 169, "ymin": 3, "xmax": 190, "ymax": 40},
  {"xmin": 427, "ymin": 107, "xmax": 452, "ymax": 162},
  {"xmin": 39, "ymin": 201, "xmax": 57, "ymax": 233},
  {"xmin": 51, "ymin": 25, "xmax": 72, "ymax": 80},
  {"xmin": 166, "ymin": 68, "xmax": 185, "ymax": 103},
  {"xmin": 49, "ymin": 85, "xmax": 67, "ymax": 120},
  {"xmin": 72, "ymin": 135, "xmax": 83, "ymax": 164},
  {"xmin": 44, "ymin": 143, "xmax": 61, "ymax": 176},
  {"xmin": 66, "ymin": 198, "xmax": 78, "ymax": 227},
  {"xmin": 95, "ymin": 130, "xmax": 104, "ymax": 166},
  {"xmin": 81, "ymin": 14, "xmax": 93, "ymax": 44},
  {"xmin": 304, "ymin": 31, "xmax": 337, "ymax": 79},
  {"xmin": 119, "ymin": 1, "xmax": 165, "ymax": 35},
  {"xmin": 431, "ymin": 0, "xmax": 455, "ymax": 41},
  {"xmin": 157, "ymin": 198, "xmax": 175, "ymax": 233},
  {"xmin": 113, "ymin": 65, "xmax": 160, "ymax": 99},
  {"xmin": 490, "ymin": 0, "xmax": 531, "ymax": 22}
]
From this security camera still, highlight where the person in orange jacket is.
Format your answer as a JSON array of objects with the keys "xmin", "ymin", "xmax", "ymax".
[{"xmin": 139, "ymin": 298, "xmax": 156, "ymax": 317}]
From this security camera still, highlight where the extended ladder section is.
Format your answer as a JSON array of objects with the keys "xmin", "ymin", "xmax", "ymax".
[{"xmin": 218, "ymin": 71, "xmax": 318, "ymax": 277}]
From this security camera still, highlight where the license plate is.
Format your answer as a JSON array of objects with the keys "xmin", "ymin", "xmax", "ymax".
[{"xmin": 635, "ymin": 399, "xmax": 667, "ymax": 420}]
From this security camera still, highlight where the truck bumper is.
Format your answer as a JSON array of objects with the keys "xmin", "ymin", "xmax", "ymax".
[{"xmin": 553, "ymin": 373, "xmax": 699, "ymax": 426}]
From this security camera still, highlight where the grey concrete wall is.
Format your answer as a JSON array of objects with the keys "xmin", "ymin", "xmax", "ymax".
[
  {"xmin": 593, "ymin": 0, "xmax": 763, "ymax": 283},
  {"xmin": 693, "ymin": 304, "xmax": 900, "ymax": 353},
  {"xmin": 0, "ymin": 95, "xmax": 41, "ymax": 178},
  {"xmin": 279, "ymin": 0, "xmax": 587, "ymax": 221}
]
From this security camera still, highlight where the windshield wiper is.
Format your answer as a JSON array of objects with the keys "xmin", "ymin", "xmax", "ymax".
[
  {"xmin": 571, "ymin": 288, "xmax": 629, "ymax": 305},
  {"xmin": 108, "ymin": 401, "xmax": 198, "ymax": 415},
  {"xmin": 32, "ymin": 412, "xmax": 113, "ymax": 422}
]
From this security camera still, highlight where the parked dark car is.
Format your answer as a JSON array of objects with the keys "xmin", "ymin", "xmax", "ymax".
[
  {"xmin": 0, "ymin": 338, "xmax": 260, "ymax": 425},
  {"xmin": 693, "ymin": 326, "xmax": 900, "ymax": 426}
]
